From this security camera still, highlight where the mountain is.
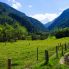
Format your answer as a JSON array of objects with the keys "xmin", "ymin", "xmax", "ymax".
[
  {"xmin": 44, "ymin": 22, "xmax": 52, "ymax": 28},
  {"xmin": 0, "ymin": 2, "xmax": 46, "ymax": 33},
  {"xmin": 48, "ymin": 8, "xmax": 69, "ymax": 30}
]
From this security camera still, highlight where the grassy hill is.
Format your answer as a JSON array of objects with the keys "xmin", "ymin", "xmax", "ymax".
[{"xmin": 0, "ymin": 37, "xmax": 69, "ymax": 69}]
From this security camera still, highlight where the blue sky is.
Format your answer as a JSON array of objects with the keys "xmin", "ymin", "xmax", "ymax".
[{"xmin": 0, "ymin": 0, "xmax": 69, "ymax": 24}]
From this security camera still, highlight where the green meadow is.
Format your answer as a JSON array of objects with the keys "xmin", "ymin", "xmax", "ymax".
[{"xmin": 0, "ymin": 37, "xmax": 69, "ymax": 69}]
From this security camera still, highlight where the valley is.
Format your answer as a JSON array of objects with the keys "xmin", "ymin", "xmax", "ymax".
[{"xmin": 0, "ymin": 1, "xmax": 69, "ymax": 69}]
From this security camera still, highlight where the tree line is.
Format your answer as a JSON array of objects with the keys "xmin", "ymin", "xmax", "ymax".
[
  {"xmin": 50, "ymin": 28, "xmax": 69, "ymax": 38},
  {"xmin": 0, "ymin": 23, "xmax": 28, "ymax": 42}
]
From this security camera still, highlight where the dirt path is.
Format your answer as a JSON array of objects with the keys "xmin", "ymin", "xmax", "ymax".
[
  {"xmin": 59, "ymin": 56, "xmax": 64, "ymax": 64},
  {"xmin": 59, "ymin": 52, "xmax": 69, "ymax": 64}
]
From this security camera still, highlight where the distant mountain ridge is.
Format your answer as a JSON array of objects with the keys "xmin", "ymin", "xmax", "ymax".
[
  {"xmin": 47, "ymin": 8, "xmax": 69, "ymax": 30},
  {"xmin": 44, "ymin": 22, "xmax": 52, "ymax": 28},
  {"xmin": 0, "ymin": 2, "xmax": 46, "ymax": 33}
]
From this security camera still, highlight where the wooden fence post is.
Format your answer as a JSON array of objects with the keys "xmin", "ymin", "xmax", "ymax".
[
  {"xmin": 60, "ymin": 43, "xmax": 62, "ymax": 47},
  {"xmin": 61, "ymin": 46, "xmax": 64, "ymax": 56},
  {"xmin": 45, "ymin": 50, "xmax": 49, "ymax": 64},
  {"xmin": 37, "ymin": 48, "xmax": 38, "ymax": 61},
  {"xmin": 67, "ymin": 43, "xmax": 69, "ymax": 49},
  {"xmin": 56, "ymin": 46, "xmax": 58, "ymax": 58},
  {"xmin": 64, "ymin": 43, "xmax": 67, "ymax": 51},
  {"xmin": 8, "ymin": 58, "xmax": 11, "ymax": 69}
]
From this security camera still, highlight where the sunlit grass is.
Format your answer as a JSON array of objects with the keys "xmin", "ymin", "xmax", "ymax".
[{"xmin": 0, "ymin": 37, "xmax": 69, "ymax": 69}]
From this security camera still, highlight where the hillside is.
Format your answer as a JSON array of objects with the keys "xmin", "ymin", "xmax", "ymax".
[
  {"xmin": 48, "ymin": 8, "xmax": 69, "ymax": 30},
  {"xmin": 44, "ymin": 22, "xmax": 52, "ymax": 28},
  {"xmin": 0, "ymin": 2, "xmax": 46, "ymax": 33}
]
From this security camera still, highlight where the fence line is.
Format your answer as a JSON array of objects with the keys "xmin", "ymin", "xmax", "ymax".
[{"xmin": 0, "ymin": 42, "xmax": 69, "ymax": 68}]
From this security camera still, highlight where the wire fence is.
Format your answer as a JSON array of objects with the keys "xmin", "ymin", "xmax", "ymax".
[{"xmin": 0, "ymin": 42, "xmax": 69, "ymax": 69}]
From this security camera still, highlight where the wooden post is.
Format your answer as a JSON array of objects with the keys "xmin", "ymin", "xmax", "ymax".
[
  {"xmin": 56, "ymin": 46, "xmax": 58, "ymax": 58},
  {"xmin": 67, "ymin": 43, "xmax": 69, "ymax": 49},
  {"xmin": 64, "ymin": 43, "xmax": 67, "ymax": 51},
  {"xmin": 45, "ymin": 50, "xmax": 49, "ymax": 64},
  {"xmin": 37, "ymin": 48, "xmax": 38, "ymax": 61},
  {"xmin": 61, "ymin": 46, "xmax": 64, "ymax": 56},
  {"xmin": 60, "ymin": 43, "xmax": 61, "ymax": 46},
  {"xmin": 8, "ymin": 59, "xmax": 11, "ymax": 69}
]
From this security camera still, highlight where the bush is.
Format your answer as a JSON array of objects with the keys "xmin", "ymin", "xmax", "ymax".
[
  {"xmin": 32, "ymin": 34, "xmax": 40, "ymax": 40},
  {"xmin": 54, "ymin": 28, "xmax": 69, "ymax": 38}
]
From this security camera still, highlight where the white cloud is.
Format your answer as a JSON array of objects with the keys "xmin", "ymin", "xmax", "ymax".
[
  {"xmin": 28, "ymin": 5, "xmax": 32, "ymax": 8},
  {"xmin": 59, "ymin": 7, "xmax": 69, "ymax": 14},
  {"xmin": 31, "ymin": 13, "xmax": 59, "ymax": 24},
  {"xmin": 8, "ymin": 0, "xmax": 22, "ymax": 10},
  {"xmin": 12, "ymin": 2, "xmax": 22, "ymax": 10}
]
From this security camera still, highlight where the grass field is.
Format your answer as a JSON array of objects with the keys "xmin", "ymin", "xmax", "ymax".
[{"xmin": 0, "ymin": 37, "xmax": 69, "ymax": 69}]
